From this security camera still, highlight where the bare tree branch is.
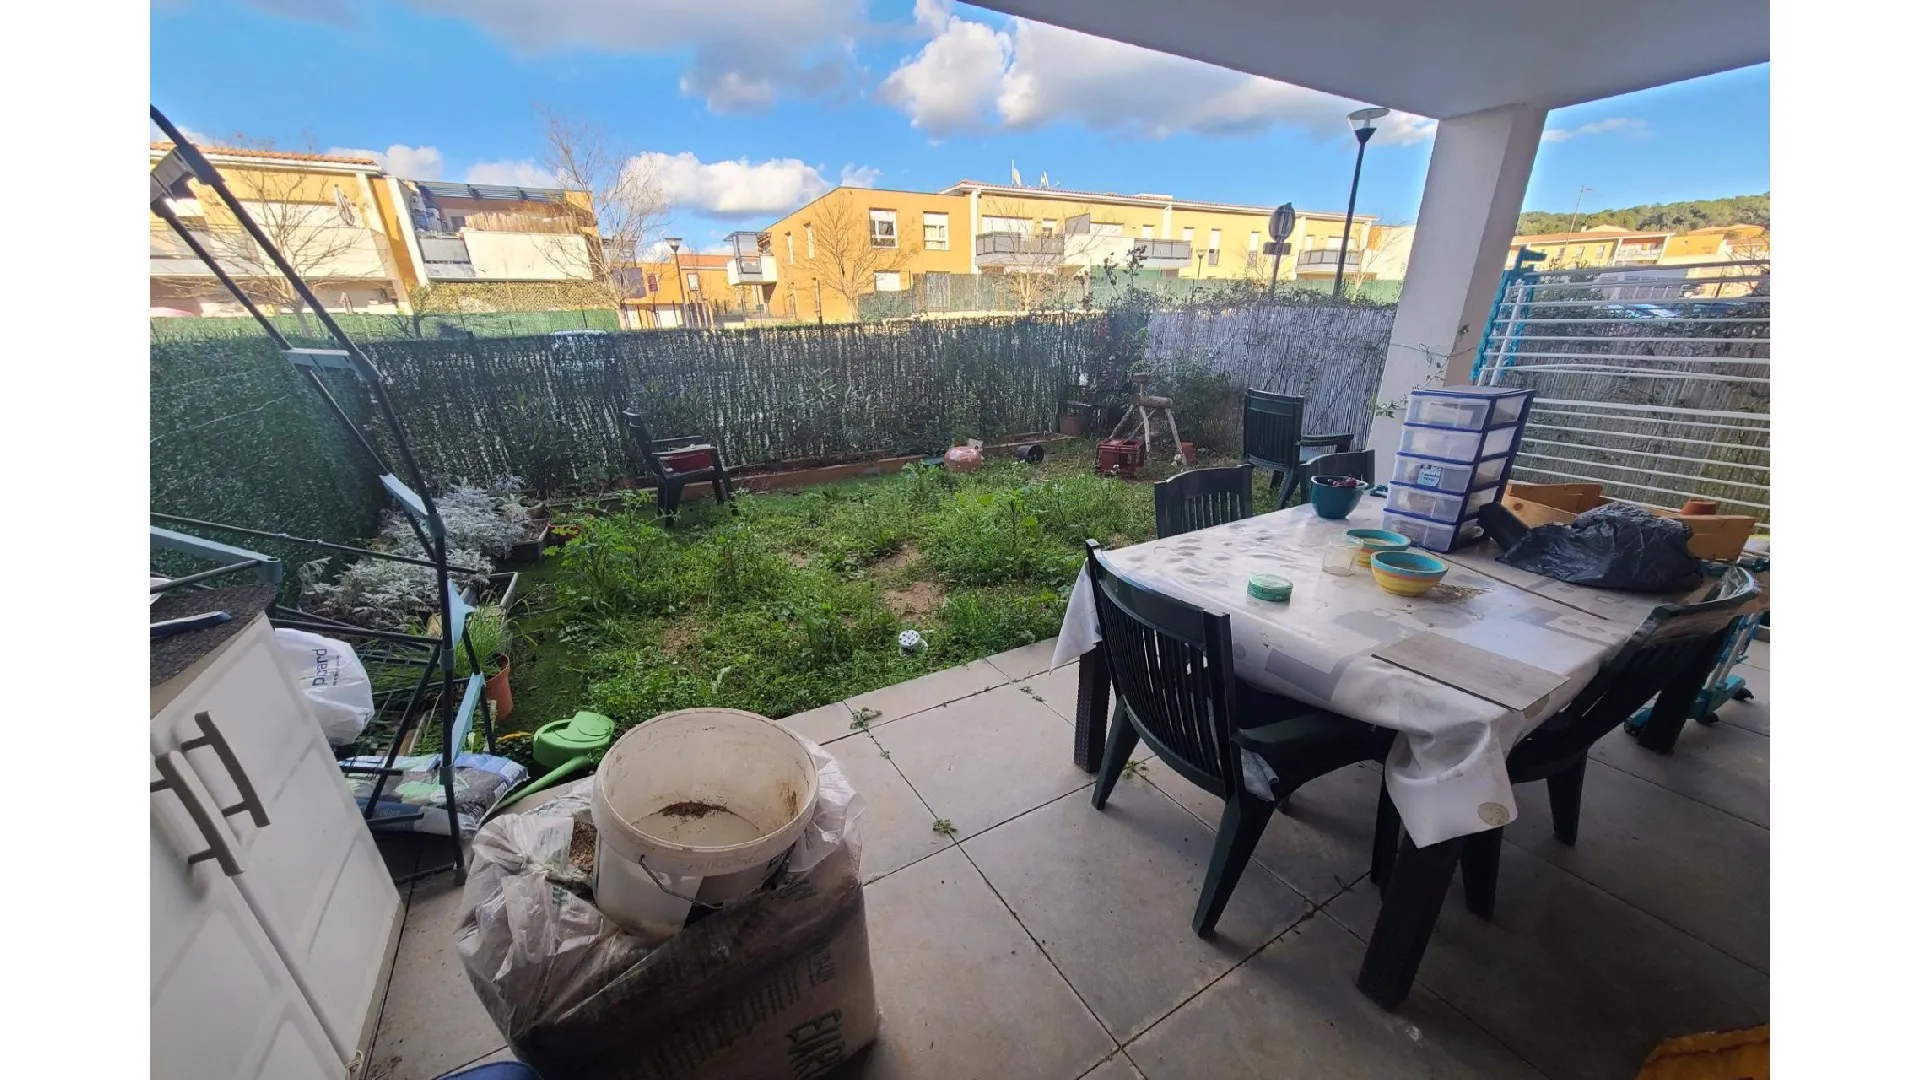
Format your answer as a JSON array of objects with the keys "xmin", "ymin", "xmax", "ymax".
[
  {"xmin": 537, "ymin": 108, "xmax": 670, "ymax": 314},
  {"xmin": 798, "ymin": 198, "xmax": 922, "ymax": 313}
]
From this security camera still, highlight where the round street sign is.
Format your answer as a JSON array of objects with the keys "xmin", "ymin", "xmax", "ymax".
[{"xmin": 1268, "ymin": 203, "xmax": 1296, "ymax": 242}]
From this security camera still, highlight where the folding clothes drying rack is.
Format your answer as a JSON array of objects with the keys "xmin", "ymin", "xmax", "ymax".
[{"xmin": 149, "ymin": 106, "xmax": 496, "ymax": 884}]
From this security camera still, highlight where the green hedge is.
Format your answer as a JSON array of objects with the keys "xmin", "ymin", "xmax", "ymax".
[
  {"xmin": 151, "ymin": 308, "xmax": 619, "ymax": 344},
  {"xmin": 151, "ymin": 336, "xmax": 383, "ymax": 568}
]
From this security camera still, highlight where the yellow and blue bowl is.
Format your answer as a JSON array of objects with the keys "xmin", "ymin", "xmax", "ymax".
[
  {"xmin": 1370, "ymin": 550, "xmax": 1448, "ymax": 597},
  {"xmin": 1344, "ymin": 528, "xmax": 1410, "ymax": 567}
]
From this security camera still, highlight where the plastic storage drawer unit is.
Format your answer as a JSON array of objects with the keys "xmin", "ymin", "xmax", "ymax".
[
  {"xmin": 1386, "ymin": 482, "xmax": 1500, "ymax": 522},
  {"xmin": 1390, "ymin": 453, "xmax": 1509, "ymax": 495},
  {"xmin": 1398, "ymin": 422, "xmax": 1519, "ymax": 463},
  {"xmin": 1382, "ymin": 508, "xmax": 1484, "ymax": 554},
  {"xmin": 1405, "ymin": 386, "xmax": 1531, "ymax": 429}
]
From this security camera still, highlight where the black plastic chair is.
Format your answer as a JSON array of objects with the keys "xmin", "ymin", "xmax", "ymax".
[
  {"xmin": 621, "ymin": 408, "xmax": 736, "ymax": 524},
  {"xmin": 1154, "ymin": 464, "xmax": 1254, "ymax": 537},
  {"xmin": 1084, "ymin": 541, "xmax": 1386, "ymax": 935},
  {"xmin": 1369, "ymin": 566, "xmax": 1760, "ymax": 917},
  {"xmin": 1300, "ymin": 448, "xmax": 1376, "ymax": 486},
  {"xmin": 1241, "ymin": 389, "xmax": 1354, "ymax": 508}
]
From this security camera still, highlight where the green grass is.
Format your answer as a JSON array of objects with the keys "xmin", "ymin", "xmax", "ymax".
[{"xmin": 495, "ymin": 440, "xmax": 1274, "ymax": 742}]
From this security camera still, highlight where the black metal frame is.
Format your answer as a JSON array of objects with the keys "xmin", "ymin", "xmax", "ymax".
[{"xmin": 150, "ymin": 107, "xmax": 497, "ymax": 885}]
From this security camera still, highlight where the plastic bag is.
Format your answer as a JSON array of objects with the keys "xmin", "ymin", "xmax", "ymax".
[
  {"xmin": 456, "ymin": 738, "xmax": 873, "ymax": 1080},
  {"xmin": 339, "ymin": 752, "xmax": 528, "ymax": 837},
  {"xmin": 273, "ymin": 627, "xmax": 374, "ymax": 745},
  {"xmin": 1491, "ymin": 501, "xmax": 1703, "ymax": 593}
]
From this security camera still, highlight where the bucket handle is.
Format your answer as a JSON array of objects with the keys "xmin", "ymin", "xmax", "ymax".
[{"xmin": 634, "ymin": 847, "xmax": 793, "ymax": 910}]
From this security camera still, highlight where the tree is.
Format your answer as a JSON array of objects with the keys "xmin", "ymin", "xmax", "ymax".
[
  {"xmin": 797, "ymin": 196, "xmax": 922, "ymax": 317},
  {"xmin": 158, "ymin": 135, "xmax": 383, "ymax": 335},
  {"xmin": 976, "ymin": 195, "xmax": 1104, "ymax": 312},
  {"xmin": 537, "ymin": 109, "xmax": 670, "ymax": 320},
  {"xmin": 1515, "ymin": 193, "xmax": 1769, "ymax": 236}
]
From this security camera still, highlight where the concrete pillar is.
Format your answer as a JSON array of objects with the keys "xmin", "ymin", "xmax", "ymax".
[{"xmin": 1367, "ymin": 103, "xmax": 1546, "ymax": 452}]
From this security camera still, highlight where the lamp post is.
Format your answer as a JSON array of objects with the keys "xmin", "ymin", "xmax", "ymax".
[
  {"xmin": 665, "ymin": 236, "xmax": 685, "ymax": 329},
  {"xmin": 1333, "ymin": 106, "xmax": 1389, "ymax": 300}
]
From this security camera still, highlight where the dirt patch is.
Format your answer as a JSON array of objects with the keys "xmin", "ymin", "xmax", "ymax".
[
  {"xmin": 868, "ymin": 543, "xmax": 918, "ymax": 579},
  {"xmin": 884, "ymin": 579, "xmax": 945, "ymax": 620},
  {"xmin": 661, "ymin": 619, "xmax": 700, "ymax": 657},
  {"xmin": 569, "ymin": 821, "xmax": 597, "ymax": 876},
  {"xmin": 783, "ymin": 550, "xmax": 812, "ymax": 568},
  {"xmin": 661, "ymin": 800, "xmax": 727, "ymax": 819}
]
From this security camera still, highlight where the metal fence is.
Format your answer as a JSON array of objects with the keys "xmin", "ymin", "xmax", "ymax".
[{"xmin": 1475, "ymin": 260, "xmax": 1769, "ymax": 525}]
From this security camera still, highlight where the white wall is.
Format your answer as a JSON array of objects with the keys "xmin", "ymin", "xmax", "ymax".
[{"xmin": 463, "ymin": 231, "xmax": 594, "ymax": 281}]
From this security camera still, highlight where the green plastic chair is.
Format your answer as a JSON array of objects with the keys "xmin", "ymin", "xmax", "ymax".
[
  {"xmin": 1153, "ymin": 464, "xmax": 1254, "ymax": 537},
  {"xmin": 1083, "ymin": 541, "xmax": 1387, "ymax": 935}
]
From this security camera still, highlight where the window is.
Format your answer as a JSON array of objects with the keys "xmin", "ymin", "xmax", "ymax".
[
  {"xmin": 1141, "ymin": 225, "xmax": 1155, "ymax": 239},
  {"xmin": 874, "ymin": 271, "xmax": 904, "ymax": 292},
  {"xmin": 785, "ymin": 231, "xmax": 795, "ymax": 262},
  {"xmin": 923, "ymin": 212, "xmax": 949, "ymax": 250},
  {"xmin": 685, "ymin": 272, "xmax": 700, "ymax": 291},
  {"xmin": 805, "ymin": 223, "xmax": 815, "ymax": 258},
  {"xmin": 1207, "ymin": 249, "xmax": 1220, "ymax": 267},
  {"xmin": 1207, "ymin": 228, "xmax": 1221, "ymax": 267},
  {"xmin": 1181, "ymin": 227, "xmax": 1195, "ymax": 243},
  {"xmin": 869, "ymin": 209, "xmax": 898, "ymax": 248},
  {"xmin": 1040, "ymin": 219, "xmax": 1058, "ymax": 237}
]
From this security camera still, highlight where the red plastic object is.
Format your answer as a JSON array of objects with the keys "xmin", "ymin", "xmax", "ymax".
[
  {"xmin": 1097, "ymin": 438, "xmax": 1145, "ymax": 477},
  {"xmin": 659, "ymin": 447, "xmax": 715, "ymax": 474}
]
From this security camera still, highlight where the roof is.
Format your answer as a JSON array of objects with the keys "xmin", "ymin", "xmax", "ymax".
[
  {"xmin": 942, "ymin": 179, "xmax": 1357, "ymax": 220},
  {"xmin": 149, "ymin": 142, "xmax": 380, "ymax": 167},
  {"xmin": 1511, "ymin": 229, "xmax": 1672, "ymax": 244},
  {"xmin": 411, "ymin": 180, "xmax": 578, "ymax": 204}
]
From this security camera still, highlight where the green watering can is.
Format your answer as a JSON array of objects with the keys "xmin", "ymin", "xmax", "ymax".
[{"xmin": 490, "ymin": 711, "xmax": 616, "ymax": 816}]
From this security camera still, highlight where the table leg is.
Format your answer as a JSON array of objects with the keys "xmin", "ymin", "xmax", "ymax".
[
  {"xmin": 1073, "ymin": 644, "xmax": 1110, "ymax": 774},
  {"xmin": 1357, "ymin": 833, "xmax": 1465, "ymax": 1010}
]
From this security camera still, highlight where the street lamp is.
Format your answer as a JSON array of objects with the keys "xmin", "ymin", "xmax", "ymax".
[
  {"xmin": 1334, "ymin": 106, "xmax": 1390, "ymax": 300},
  {"xmin": 665, "ymin": 236, "xmax": 685, "ymax": 328}
]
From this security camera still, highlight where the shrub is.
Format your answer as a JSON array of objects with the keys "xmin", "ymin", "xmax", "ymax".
[{"xmin": 936, "ymin": 588, "xmax": 1066, "ymax": 660}]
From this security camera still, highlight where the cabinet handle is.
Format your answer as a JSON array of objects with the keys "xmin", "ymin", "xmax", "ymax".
[
  {"xmin": 151, "ymin": 751, "xmax": 243, "ymax": 876},
  {"xmin": 179, "ymin": 710, "xmax": 270, "ymax": 828}
]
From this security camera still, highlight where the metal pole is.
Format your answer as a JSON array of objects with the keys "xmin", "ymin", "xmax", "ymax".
[
  {"xmin": 670, "ymin": 250, "xmax": 685, "ymax": 328},
  {"xmin": 1333, "ymin": 128, "xmax": 1375, "ymax": 300}
]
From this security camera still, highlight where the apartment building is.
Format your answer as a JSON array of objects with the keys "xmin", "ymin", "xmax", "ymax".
[
  {"xmin": 149, "ymin": 144, "xmax": 416, "ymax": 316},
  {"xmin": 149, "ymin": 143, "xmax": 605, "ymax": 319},
  {"xmin": 759, "ymin": 187, "xmax": 975, "ymax": 323}
]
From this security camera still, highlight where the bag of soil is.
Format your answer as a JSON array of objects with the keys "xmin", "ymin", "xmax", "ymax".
[
  {"xmin": 1482, "ymin": 501, "xmax": 1703, "ymax": 593},
  {"xmin": 455, "ymin": 740, "xmax": 874, "ymax": 1080}
]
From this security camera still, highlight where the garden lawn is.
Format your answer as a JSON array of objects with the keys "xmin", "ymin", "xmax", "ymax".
[{"xmin": 496, "ymin": 442, "xmax": 1284, "ymax": 750}]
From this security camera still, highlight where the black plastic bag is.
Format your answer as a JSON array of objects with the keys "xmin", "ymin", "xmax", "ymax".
[{"xmin": 1480, "ymin": 502, "xmax": 1702, "ymax": 593}]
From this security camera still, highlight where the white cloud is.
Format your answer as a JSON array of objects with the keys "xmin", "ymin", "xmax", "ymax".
[
  {"xmin": 325, "ymin": 143, "xmax": 446, "ymax": 178},
  {"xmin": 884, "ymin": 5, "xmax": 1434, "ymax": 144},
  {"xmin": 399, "ymin": 0, "xmax": 865, "ymax": 113},
  {"xmin": 839, "ymin": 163, "xmax": 882, "ymax": 187},
  {"xmin": 635, "ymin": 151, "xmax": 838, "ymax": 217},
  {"xmin": 466, "ymin": 159, "xmax": 562, "ymax": 187},
  {"xmin": 151, "ymin": 119, "xmax": 216, "ymax": 146},
  {"xmin": 1541, "ymin": 117, "xmax": 1647, "ymax": 143}
]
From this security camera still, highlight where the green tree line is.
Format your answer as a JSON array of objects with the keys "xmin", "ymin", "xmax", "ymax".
[{"xmin": 1517, "ymin": 193, "xmax": 1768, "ymax": 235}]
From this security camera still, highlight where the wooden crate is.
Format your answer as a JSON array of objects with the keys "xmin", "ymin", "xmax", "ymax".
[
  {"xmin": 1634, "ymin": 1024, "xmax": 1767, "ymax": 1080},
  {"xmin": 1502, "ymin": 481, "xmax": 1757, "ymax": 562}
]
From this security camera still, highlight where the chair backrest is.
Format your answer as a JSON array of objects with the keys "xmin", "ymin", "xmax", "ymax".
[
  {"xmin": 1521, "ymin": 566, "xmax": 1760, "ymax": 761},
  {"xmin": 1301, "ymin": 449, "xmax": 1377, "ymax": 486},
  {"xmin": 1084, "ymin": 541, "xmax": 1243, "ymax": 799},
  {"xmin": 1242, "ymin": 389, "xmax": 1305, "ymax": 469},
  {"xmin": 1154, "ymin": 464, "xmax": 1254, "ymax": 537},
  {"xmin": 621, "ymin": 408, "xmax": 666, "ymax": 477}
]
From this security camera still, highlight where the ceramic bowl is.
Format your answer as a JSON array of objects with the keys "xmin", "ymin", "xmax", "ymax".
[
  {"xmin": 1370, "ymin": 549, "xmax": 1448, "ymax": 597},
  {"xmin": 1343, "ymin": 528, "xmax": 1411, "ymax": 567},
  {"xmin": 1308, "ymin": 476, "xmax": 1367, "ymax": 520}
]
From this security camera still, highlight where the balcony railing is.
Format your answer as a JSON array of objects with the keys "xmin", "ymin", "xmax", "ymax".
[
  {"xmin": 1130, "ymin": 238, "xmax": 1193, "ymax": 264},
  {"xmin": 976, "ymin": 233, "xmax": 1066, "ymax": 258},
  {"xmin": 1297, "ymin": 249, "xmax": 1361, "ymax": 268}
]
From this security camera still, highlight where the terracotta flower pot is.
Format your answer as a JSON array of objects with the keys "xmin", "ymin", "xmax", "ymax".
[{"xmin": 484, "ymin": 655, "xmax": 514, "ymax": 722}]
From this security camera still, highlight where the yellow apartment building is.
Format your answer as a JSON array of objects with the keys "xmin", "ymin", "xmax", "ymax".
[
  {"xmin": 760, "ymin": 187, "xmax": 976, "ymax": 323},
  {"xmin": 149, "ymin": 143, "xmax": 417, "ymax": 316},
  {"xmin": 150, "ymin": 143, "xmax": 606, "ymax": 320},
  {"xmin": 1507, "ymin": 223, "xmax": 1769, "ymax": 298}
]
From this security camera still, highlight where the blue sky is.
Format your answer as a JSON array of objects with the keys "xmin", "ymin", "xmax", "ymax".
[{"xmin": 152, "ymin": 0, "xmax": 1770, "ymax": 253}]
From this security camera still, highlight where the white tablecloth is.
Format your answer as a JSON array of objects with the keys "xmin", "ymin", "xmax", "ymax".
[{"xmin": 1053, "ymin": 501, "xmax": 1667, "ymax": 847}]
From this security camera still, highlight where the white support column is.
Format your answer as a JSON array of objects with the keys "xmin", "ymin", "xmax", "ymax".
[{"xmin": 1368, "ymin": 103, "xmax": 1546, "ymax": 452}]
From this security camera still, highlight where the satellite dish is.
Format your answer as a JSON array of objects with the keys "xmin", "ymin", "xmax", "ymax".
[{"xmin": 1267, "ymin": 203, "xmax": 1295, "ymax": 242}]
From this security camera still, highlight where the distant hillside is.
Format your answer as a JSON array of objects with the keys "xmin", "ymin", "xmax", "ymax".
[{"xmin": 1516, "ymin": 193, "xmax": 1768, "ymax": 235}]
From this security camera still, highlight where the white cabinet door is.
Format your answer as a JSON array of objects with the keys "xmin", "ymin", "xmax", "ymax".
[
  {"xmin": 154, "ymin": 619, "xmax": 401, "ymax": 1058},
  {"xmin": 152, "ymin": 763, "xmax": 340, "ymax": 1080}
]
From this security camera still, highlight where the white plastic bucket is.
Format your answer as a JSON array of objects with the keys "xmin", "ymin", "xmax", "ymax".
[{"xmin": 590, "ymin": 708, "xmax": 821, "ymax": 941}]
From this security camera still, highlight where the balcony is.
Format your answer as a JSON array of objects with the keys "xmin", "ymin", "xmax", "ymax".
[
  {"xmin": 419, "ymin": 230, "xmax": 592, "ymax": 282},
  {"xmin": 976, "ymin": 232, "xmax": 1067, "ymax": 263},
  {"xmin": 727, "ymin": 254, "xmax": 778, "ymax": 285},
  {"xmin": 1297, "ymin": 249, "xmax": 1361, "ymax": 269},
  {"xmin": 1129, "ymin": 238, "xmax": 1194, "ymax": 266}
]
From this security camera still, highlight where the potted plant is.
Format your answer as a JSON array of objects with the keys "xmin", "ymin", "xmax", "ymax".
[{"xmin": 455, "ymin": 605, "xmax": 514, "ymax": 721}]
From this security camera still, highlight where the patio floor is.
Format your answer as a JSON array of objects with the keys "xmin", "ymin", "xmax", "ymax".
[{"xmin": 365, "ymin": 637, "xmax": 1770, "ymax": 1080}]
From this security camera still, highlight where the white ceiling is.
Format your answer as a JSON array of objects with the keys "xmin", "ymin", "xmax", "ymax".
[{"xmin": 973, "ymin": 0, "xmax": 1770, "ymax": 119}]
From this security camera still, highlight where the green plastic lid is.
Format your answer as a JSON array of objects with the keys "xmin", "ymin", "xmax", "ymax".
[{"xmin": 1247, "ymin": 574, "xmax": 1293, "ymax": 603}]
